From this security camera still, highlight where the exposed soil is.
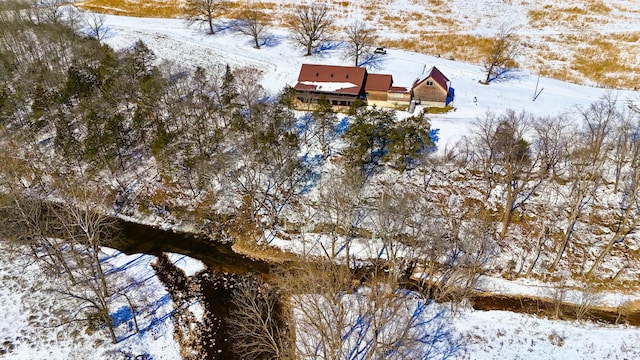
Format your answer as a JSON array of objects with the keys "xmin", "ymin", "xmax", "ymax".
[
  {"xmin": 470, "ymin": 293, "xmax": 640, "ymax": 326},
  {"xmin": 108, "ymin": 219, "xmax": 273, "ymax": 277},
  {"xmin": 112, "ymin": 219, "xmax": 640, "ymax": 360}
]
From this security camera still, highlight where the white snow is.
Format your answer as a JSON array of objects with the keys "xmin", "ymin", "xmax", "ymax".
[
  {"xmin": 299, "ymin": 80, "xmax": 359, "ymax": 92},
  {"xmin": 97, "ymin": 13, "xmax": 640, "ymax": 155},
  {"xmin": 5, "ymin": 2, "xmax": 640, "ymax": 358},
  {"xmin": 167, "ymin": 252, "xmax": 206, "ymax": 277},
  {"xmin": 0, "ymin": 245, "xmax": 182, "ymax": 360},
  {"xmin": 452, "ymin": 306, "xmax": 640, "ymax": 360}
]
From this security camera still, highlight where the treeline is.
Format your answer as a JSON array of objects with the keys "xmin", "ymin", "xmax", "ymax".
[
  {"xmin": 3, "ymin": 1, "xmax": 640, "ymax": 282},
  {"xmin": 3, "ymin": 1, "xmax": 640, "ymax": 357},
  {"xmin": 0, "ymin": 0, "xmax": 435, "ymax": 236},
  {"xmin": 0, "ymin": 3, "xmax": 445, "ymax": 355}
]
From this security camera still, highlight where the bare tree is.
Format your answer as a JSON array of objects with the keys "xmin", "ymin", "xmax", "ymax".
[
  {"xmin": 32, "ymin": 0, "xmax": 66, "ymax": 24},
  {"xmin": 0, "ymin": 185, "xmax": 121, "ymax": 343},
  {"xmin": 227, "ymin": 100, "xmax": 311, "ymax": 234},
  {"xmin": 587, "ymin": 107, "xmax": 640, "ymax": 277},
  {"xmin": 344, "ymin": 20, "xmax": 375, "ymax": 67},
  {"xmin": 471, "ymin": 109, "xmax": 544, "ymax": 237},
  {"xmin": 289, "ymin": 4, "xmax": 333, "ymax": 56},
  {"xmin": 549, "ymin": 97, "xmax": 615, "ymax": 272},
  {"xmin": 311, "ymin": 95, "xmax": 336, "ymax": 157},
  {"xmin": 370, "ymin": 184, "xmax": 432, "ymax": 280},
  {"xmin": 83, "ymin": 12, "xmax": 111, "ymax": 44},
  {"xmin": 235, "ymin": 5, "xmax": 270, "ymax": 49},
  {"xmin": 228, "ymin": 276, "xmax": 294, "ymax": 360},
  {"xmin": 281, "ymin": 260, "xmax": 462, "ymax": 360},
  {"xmin": 314, "ymin": 169, "xmax": 367, "ymax": 266},
  {"xmin": 482, "ymin": 26, "xmax": 520, "ymax": 84},
  {"xmin": 184, "ymin": 0, "xmax": 220, "ymax": 35},
  {"xmin": 532, "ymin": 114, "xmax": 572, "ymax": 180}
]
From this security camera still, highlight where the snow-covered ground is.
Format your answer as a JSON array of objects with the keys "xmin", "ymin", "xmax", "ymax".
[
  {"xmin": 4, "ymin": 7, "xmax": 640, "ymax": 359},
  {"xmin": 0, "ymin": 245, "xmax": 186, "ymax": 359},
  {"xmin": 96, "ymin": 11, "xmax": 640, "ymax": 359},
  {"xmin": 453, "ymin": 306, "xmax": 640, "ymax": 360},
  {"xmin": 98, "ymin": 13, "xmax": 639, "ymax": 153},
  {"xmin": 3, "ymin": 241, "xmax": 640, "ymax": 360}
]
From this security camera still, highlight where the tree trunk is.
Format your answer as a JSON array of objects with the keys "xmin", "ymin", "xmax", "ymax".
[
  {"xmin": 586, "ymin": 234, "xmax": 622, "ymax": 278},
  {"xmin": 208, "ymin": 18, "xmax": 215, "ymax": 34},
  {"xmin": 526, "ymin": 227, "xmax": 546, "ymax": 276},
  {"xmin": 549, "ymin": 218, "xmax": 577, "ymax": 273},
  {"xmin": 499, "ymin": 181, "xmax": 515, "ymax": 238},
  {"xmin": 483, "ymin": 64, "xmax": 493, "ymax": 84}
]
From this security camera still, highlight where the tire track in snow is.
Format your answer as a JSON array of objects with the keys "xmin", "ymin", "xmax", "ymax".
[{"xmin": 108, "ymin": 27, "xmax": 277, "ymax": 73}]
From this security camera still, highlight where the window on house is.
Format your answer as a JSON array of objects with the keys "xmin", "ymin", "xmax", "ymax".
[{"xmin": 426, "ymin": 81, "xmax": 434, "ymax": 86}]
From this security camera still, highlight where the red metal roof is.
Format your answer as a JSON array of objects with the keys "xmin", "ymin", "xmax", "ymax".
[
  {"xmin": 388, "ymin": 86, "xmax": 410, "ymax": 93},
  {"xmin": 365, "ymin": 74, "xmax": 393, "ymax": 91},
  {"xmin": 295, "ymin": 64, "xmax": 367, "ymax": 95},
  {"xmin": 413, "ymin": 66, "xmax": 449, "ymax": 91}
]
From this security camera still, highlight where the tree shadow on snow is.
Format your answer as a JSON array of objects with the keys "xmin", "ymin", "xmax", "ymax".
[
  {"xmin": 487, "ymin": 68, "xmax": 527, "ymax": 83},
  {"xmin": 259, "ymin": 33, "xmax": 285, "ymax": 48},
  {"xmin": 312, "ymin": 41, "xmax": 345, "ymax": 58},
  {"xmin": 359, "ymin": 53, "xmax": 386, "ymax": 70},
  {"xmin": 214, "ymin": 20, "xmax": 242, "ymax": 34}
]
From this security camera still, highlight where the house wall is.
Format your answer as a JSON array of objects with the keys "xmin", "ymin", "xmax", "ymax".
[
  {"xmin": 413, "ymin": 79, "xmax": 447, "ymax": 105},
  {"xmin": 367, "ymin": 89, "xmax": 388, "ymax": 102},
  {"xmin": 388, "ymin": 92, "xmax": 412, "ymax": 103},
  {"xmin": 420, "ymin": 100, "xmax": 447, "ymax": 108},
  {"xmin": 295, "ymin": 91, "xmax": 359, "ymax": 106},
  {"xmin": 294, "ymin": 90, "xmax": 359, "ymax": 112},
  {"xmin": 368, "ymin": 92, "xmax": 411, "ymax": 110}
]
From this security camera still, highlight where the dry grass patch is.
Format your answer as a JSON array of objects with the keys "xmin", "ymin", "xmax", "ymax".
[
  {"xmin": 332, "ymin": 0, "xmax": 351, "ymax": 7},
  {"xmin": 537, "ymin": 68, "xmax": 582, "ymax": 86},
  {"xmin": 381, "ymin": 14, "xmax": 403, "ymax": 23},
  {"xmin": 76, "ymin": 0, "xmax": 247, "ymax": 18},
  {"xmin": 528, "ymin": 3, "xmax": 608, "ymax": 28},
  {"xmin": 611, "ymin": 32, "xmax": 640, "ymax": 43},
  {"xmin": 76, "ymin": 0, "xmax": 183, "ymax": 18},
  {"xmin": 379, "ymin": 37, "xmax": 421, "ymax": 52},
  {"xmin": 587, "ymin": 1, "xmax": 612, "ymax": 14},
  {"xmin": 434, "ymin": 15, "xmax": 457, "ymax": 28},
  {"xmin": 381, "ymin": 33, "xmax": 496, "ymax": 63},
  {"xmin": 572, "ymin": 37, "xmax": 636, "ymax": 88}
]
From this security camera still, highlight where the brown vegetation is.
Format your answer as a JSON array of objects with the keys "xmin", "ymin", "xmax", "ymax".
[{"xmin": 77, "ymin": 0, "xmax": 640, "ymax": 88}]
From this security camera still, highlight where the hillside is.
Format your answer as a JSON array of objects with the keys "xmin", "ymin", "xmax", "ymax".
[
  {"xmin": 2, "ymin": 1, "xmax": 640, "ymax": 359},
  {"xmin": 75, "ymin": 0, "xmax": 640, "ymax": 89},
  {"xmin": 92, "ymin": 0, "xmax": 640, "ymax": 321}
]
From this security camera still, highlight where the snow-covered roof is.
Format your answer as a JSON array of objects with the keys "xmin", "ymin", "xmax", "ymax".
[
  {"xmin": 297, "ymin": 80, "xmax": 360, "ymax": 93},
  {"xmin": 295, "ymin": 64, "xmax": 367, "ymax": 95}
]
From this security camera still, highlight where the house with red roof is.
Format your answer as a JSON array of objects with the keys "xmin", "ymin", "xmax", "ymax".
[
  {"xmin": 412, "ymin": 66, "xmax": 453, "ymax": 108},
  {"xmin": 293, "ymin": 64, "xmax": 452, "ymax": 111},
  {"xmin": 294, "ymin": 64, "xmax": 367, "ymax": 109},
  {"xmin": 365, "ymin": 74, "xmax": 412, "ymax": 108}
]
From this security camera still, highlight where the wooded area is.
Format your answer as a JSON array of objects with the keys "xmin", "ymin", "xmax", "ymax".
[{"xmin": 2, "ymin": 0, "xmax": 640, "ymax": 357}]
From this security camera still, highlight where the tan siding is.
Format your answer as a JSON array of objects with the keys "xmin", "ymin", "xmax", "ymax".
[
  {"xmin": 388, "ymin": 92, "xmax": 411, "ymax": 102},
  {"xmin": 367, "ymin": 90, "xmax": 388, "ymax": 101},
  {"xmin": 413, "ymin": 77, "xmax": 447, "ymax": 104}
]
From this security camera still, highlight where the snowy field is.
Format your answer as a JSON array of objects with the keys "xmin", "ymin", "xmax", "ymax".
[
  {"xmin": 3, "ymin": 6, "xmax": 640, "ymax": 359},
  {"xmin": 96, "ymin": 12, "xmax": 640, "ymax": 359},
  {"xmin": 97, "ymin": 13, "xmax": 640, "ymax": 153},
  {"xmin": 2, "ymin": 242, "xmax": 640, "ymax": 360}
]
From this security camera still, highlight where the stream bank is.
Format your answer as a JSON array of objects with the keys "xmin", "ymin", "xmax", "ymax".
[{"xmin": 108, "ymin": 219, "xmax": 640, "ymax": 359}]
